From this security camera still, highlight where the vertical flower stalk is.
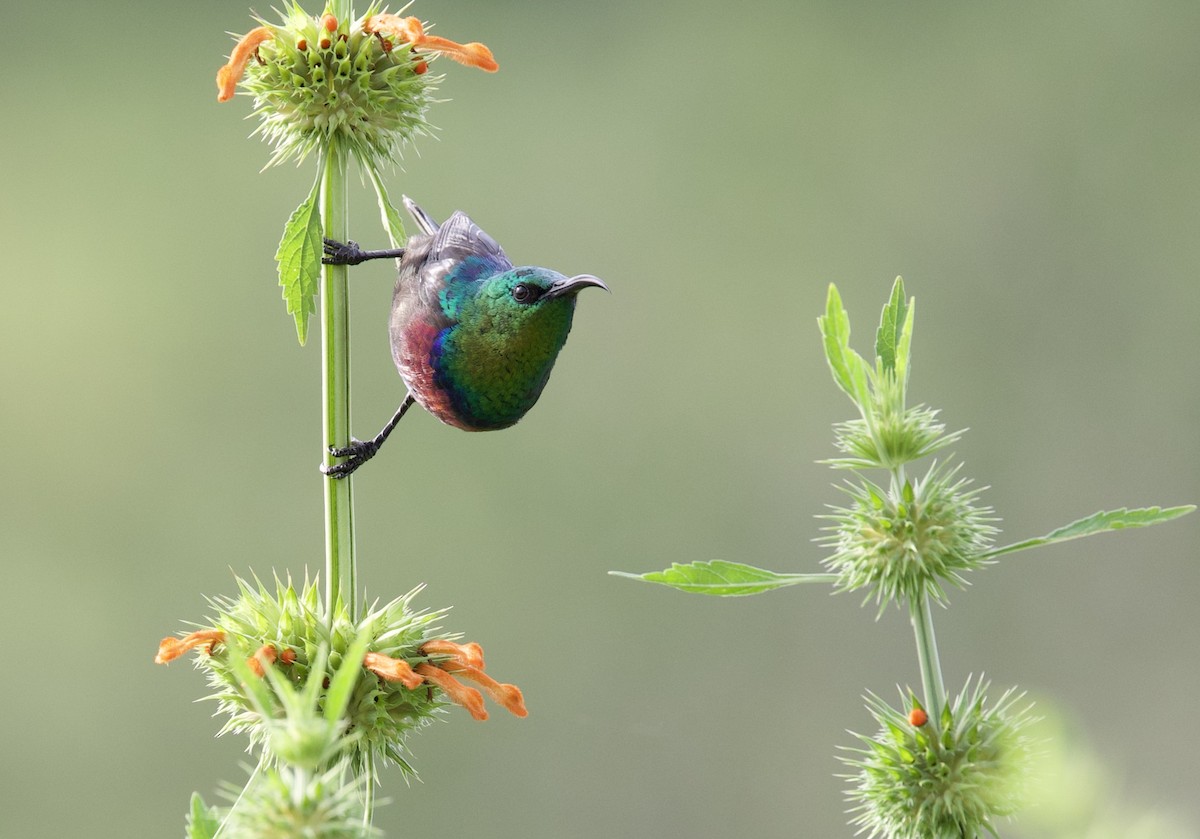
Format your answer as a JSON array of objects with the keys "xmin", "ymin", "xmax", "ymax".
[
  {"xmin": 321, "ymin": 142, "xmax": 355, "ymax": 619},
  {"xmin": 214, "ymin": 3, "xmax": 499, "ymax": 621},
  {"xmin": 908, "ymin": 588, "xmax": 946, "ymax": 727}
]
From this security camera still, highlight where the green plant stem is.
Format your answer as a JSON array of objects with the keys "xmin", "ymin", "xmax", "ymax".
[
  {"xmin": 909, "ymin": 590, "xmax": 946, "ymax": 728},
  {"xmin": 320, "ymin": 144, "xmax": 357, "ymax": 622}
]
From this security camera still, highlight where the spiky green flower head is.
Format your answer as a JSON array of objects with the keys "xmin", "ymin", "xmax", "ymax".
[
  {"xmin": 821, "ymin": 461, "xmax": 998, "ymax": 610},
  {"xmin": 203, "ymin": 575, "xmax": 447, "ymax": 771},
  {"xmin": 828, "ymin": 373, "xmax": 965, "ymax": 470},
  {"xmin": 216, "ymin": 3, "xmax": 498, "ymax": 168},
  {"xmin": 157, "ymin": 574, "xmax": 528, "ymax": 777},
  {"xmin": 842, "ymin": 679, "xmax": 1037, "ymax": 839},
  {"xmin": 221, "ymin": 760, "xmax": 380, "ymax": 839}
]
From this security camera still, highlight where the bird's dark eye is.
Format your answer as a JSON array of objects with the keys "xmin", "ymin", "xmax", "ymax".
[{"xmin": 511, "ymin": 283, "xmax": 539, "ymax": 304}]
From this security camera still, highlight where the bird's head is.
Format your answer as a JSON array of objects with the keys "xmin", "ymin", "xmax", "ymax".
[{"xmin": 444, "ymin": 265, "xmax": 607, "ymax": 343}]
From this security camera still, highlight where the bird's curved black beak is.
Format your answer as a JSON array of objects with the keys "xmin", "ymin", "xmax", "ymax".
[{"xmin": 543, "ymin": 274, "xmax": 609, "ymax": 300}]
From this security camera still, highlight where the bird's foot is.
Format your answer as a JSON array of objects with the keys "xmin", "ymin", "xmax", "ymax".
[
  {"xmin": 322, "ymin": 238, "xmax": 369, "ymax": 265},
  {"xmin": 321, "ymin": 438, "xmax": 380, "ymax": 479}
]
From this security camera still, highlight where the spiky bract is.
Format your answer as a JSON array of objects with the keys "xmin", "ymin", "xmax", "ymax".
[{"xmin": 829, "ymin": 379, "xmax": 963, "ymax": 470}]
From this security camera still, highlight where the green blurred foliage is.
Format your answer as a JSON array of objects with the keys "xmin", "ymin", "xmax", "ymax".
[{"xmin": 1, "ymin": 0, "xmax": 1197, "ymax": 836}]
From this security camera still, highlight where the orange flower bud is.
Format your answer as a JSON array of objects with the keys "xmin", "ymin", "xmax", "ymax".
[{"xmin": 247, "ymin": 644, "xmax": 278, "ymax": 677}]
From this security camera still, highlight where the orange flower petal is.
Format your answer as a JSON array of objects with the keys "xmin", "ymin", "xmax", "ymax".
[
  {"xmin": 216, "ymin": 26, "xmax": 274, "ymax": 103},
  {"xmin": 440, "ymin": 660, "xmax": 528, "ymax": 718},
  {"xmin": 420, "ymin": 639, "xmax": 485, "ymax": 669},
  {"xmin": 362, "ymin": 14, "xmax": 498, "ymax": 72},
  {"xmin": 362, "ymin": 13, "xmax": 422, "ymax": 41},
  {"xmin": 155, "ymin": 629, "xmax": 225, "ymax": 664},
  {"xmin": 415, "ymin": 663, "xmax": 487, "ymax": 720},
  {"xmin": 417, "ymin": 36, "xmax": 498, "ymax": 72},
  {"xmin": 363, "ymin": 651, "xmax": 423, "ymax": 690}
]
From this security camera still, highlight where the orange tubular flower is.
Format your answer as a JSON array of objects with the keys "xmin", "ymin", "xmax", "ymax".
[
  {"xmin": 155, "ymin": 629, "xmax": 225, "ymax": 664},
  {"xmin": 362, "ymin": 14, "xmax": 498, "ymax": 72},
  {"xmin": 363, "ymin": 651, "xmax": 424, "ymax": 690},
  {"xmin": 439, "ymin": 659, "xmax": 528, "ymax": 718},
  {"xmin": 415, "ymin": 663, "xmax": 488, "ymax": 720},
  {"xmin": 413, "ymin": 639, "xmax": 527, "ymax": 719},
  {"xmin": 420, "ymin": 639, "xmax": 485, "ymax": 669},
  {"xmin": 215, "ymin": 26, "xmax": 274, "ymax": 102}
]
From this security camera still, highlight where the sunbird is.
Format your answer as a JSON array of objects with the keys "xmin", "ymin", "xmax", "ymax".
[{"xmin": 320, "ymin": 197, "xmax": 608, "ymax": 478}]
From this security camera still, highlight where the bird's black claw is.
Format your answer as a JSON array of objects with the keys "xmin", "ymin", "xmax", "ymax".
[
  {"xmin": 320, "ymin": 438, "xmax": 380, "ymax": 479},
  {"xmin": 322, "ymin": 238, "xmax": 367, "ymax": 265}
]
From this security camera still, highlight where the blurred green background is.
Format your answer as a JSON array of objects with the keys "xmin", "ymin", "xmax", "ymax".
[{"xmin": 2, "ymin": 0, "xmax": 1198, "ymax": 836}]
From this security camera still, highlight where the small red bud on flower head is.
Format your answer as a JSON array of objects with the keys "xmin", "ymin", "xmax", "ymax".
[
  {"xmin": 297, "ymin": 38, "xmax": 307, "ymax": 51},
  {"xmin": 319, "ymin": 37, "xmax": 332, "ymax": 50},
  {"xmin": 322, "ymin": 13, "xmax": 338, "ymax": 32},
  {"xmin": 909, "ymin": 707, "xmax": 928, "ymax": 727},
  {"xmin": 279, "ymin": 648, "xmax": 296, "ymax": 665}
]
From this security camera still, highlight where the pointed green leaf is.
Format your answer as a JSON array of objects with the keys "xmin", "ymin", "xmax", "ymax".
[
  {"xmin": 186, "ymin": 792, "xmax": 220, "ymax": 839},
  {"xmin": 324, "ymin": 628, "xmax": 372, "ymax": 724},
  {"xmin": 275, "ymin": 170, "xmax": 323, "ymax": 345},
  {"xmin": 368, "ymin": 166, "xmax": 406, "ymax": 248},
  {"xmin": 981, "ymin": 505, "xmax": 1195, "ymax": 559},
  {"xmin": 875, "ymin": 276, "xmax": 908, "ymax": 376},
  {"xmin": 819, "ymin": 284, "xmax": 871, "ymax": 405},
  {"xmin": 610, "ymin": 561, "xmax": 836, "ymax": 596}
]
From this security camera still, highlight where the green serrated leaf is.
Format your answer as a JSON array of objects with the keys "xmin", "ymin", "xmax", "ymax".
[
  {"xmin": 875, "ymin": 276, "xmax": 908, "ymax": 376},
  {"xmin": 819, "ymin": 284, "xmax": 871, "ymax": 406},
  {"xmin": 610, "ymin": 561, "xmax": 836, "ymax": 596},
  {"xmin": 981, "ymin": 505, "xmax": 1196, "ymax": 559},
  {"xmin": 368, "ymin": 166, "xmax": 406, "ymax": 248},
  {"xmin": 275, "ymin": 170, "xmax": 324, "ymax": 345},
  {"xmin": 186, "ymin": 792, "xmax": 220, "ymax": 839},
  {"xmin": 896, "ymin": 290, "xmax": 915, "ymax": 389}
]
